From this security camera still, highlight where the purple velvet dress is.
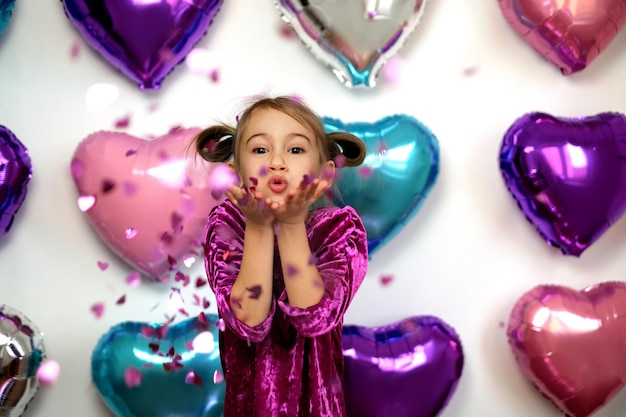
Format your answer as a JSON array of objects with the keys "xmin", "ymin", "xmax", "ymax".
[{"xmin": 204, "ymin": 200, "xmax": 368, "ymax": 417}]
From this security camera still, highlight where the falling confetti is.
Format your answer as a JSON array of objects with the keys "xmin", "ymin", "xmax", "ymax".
[
  {"xmin": 91, "ymin": 302, "xmax": 105, "ymax": 318},
  {"xmin": 124, "ymin": 366, "xmax": 142, "ymax": 388},
  {"xmin": 125, "ymin": 271, "xmax": 141, "ymax": 287},
  {"xmin": 192, "ymin": 331, "xmax": 216, "ymax": 353},
  {"xmin": 70, "ymin": 39, "xmax": 82, "ymax": 59},
  {"xmin": 380, "ymin": 274, "xmax": 394, "ymax": 286},
  {"xmin": 286, "ymin": 264, "xmax": 299, "ymax": 278},
  {"xmin": 213, "ymin": 369, "xmax": 224, "ymax": 384},
  {"xmin": 37, "ymin": 360, "xmax": 61, "ymax": 385},
  {"xmin": 116, "ymin": 294, "xmax": 127, "ymax": 305},
  {"xmin": 114, "ymin": 114, "xmax": 131, "ymax": 129},
  {"xmin": 334, "ymin": 155, "xmax": 346, "ymax": 168},
  {"xmin": 463, "ymin": 66, "xmax": 478, "ymax": 77},
  {"xmin": 277, "ymin": 21, "xmax": 297, "ymax": 39},
  {"xmin": 246, "ymin": 285, "xmax": 262, "ymax": 299},
  {"xmin": 101, "ymin": 179, "xmax": 115, "ymax": 193},
  {"xmin": 258, "ymin": 165, "xmax": 268, "ymax": 177},
  {"xmin": 357, "ymin": 167, "xmax": 373, "ymax": 178},
  {"xmin": 77, "ymin": 195, "xmax": 96, "ymax": 212},
  {"xmin": 97, "ymin": 261, "xmax": 109, "ymax": 271},
  {"xmin": 195, "ymin": 277, "xmax": 207, "ymax": 288},
  {"xmin": 185, "ymin": 370, "xmax": 204, "ymax": 386}
]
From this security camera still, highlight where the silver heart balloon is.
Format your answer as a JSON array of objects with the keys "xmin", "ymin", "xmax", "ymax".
[
  {"xmin": 275, "ymin": 0, "xmax": 427, "ymax": 87},
  {"xmin": 0, "ymin": 305, "xmax": 45, "ymax": 417}
]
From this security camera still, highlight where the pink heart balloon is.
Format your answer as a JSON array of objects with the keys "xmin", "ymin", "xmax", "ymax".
[
  {"xmin": 498, "ymin": 0, "xmax": 626, "ymax": 74},
  {"xmin": 71, "ymin": 128, "xmax": 223, "ymax": 279},
  {"xmin": 508, "ymin": 282, "xmax": 626, "ymax": 417}
]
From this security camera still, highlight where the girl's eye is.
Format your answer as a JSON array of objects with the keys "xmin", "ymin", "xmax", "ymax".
[
  {"xmin": 289, "ymin": 147, "xmax": 304, "ymax": 154},
  {"xmin": 252, "ymin": 147, "xmax": 267, "ymax": 154}
]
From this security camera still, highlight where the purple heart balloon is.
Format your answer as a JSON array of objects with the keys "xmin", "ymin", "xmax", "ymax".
[
  {"xmin": 499, "ymin": 112, "xmax": 626, "ymax": 256},
  {"xmin": 0, "ymin": 126, "xmax": 32, "ymax": 237},
  {"xmin": 61, "ymin": 0, "xmax": 224, "ymax": 89},
  {"xmin": 342, "ymin": 316, "xmax": 464, "ymax": 417}
]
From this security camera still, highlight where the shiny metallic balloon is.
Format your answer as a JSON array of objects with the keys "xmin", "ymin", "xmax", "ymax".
[
  {"xmin": 0, "ymin": 126, "xmax": 32, "ymax": 238},
  {"xmin": 61, "ymin": 0, "xmax": 224, "ymax": 89},
  {"xmin": 508, "ymin": 282, "xmax": 626, "ymax": 417},
  {"xmin": 92, "ymin": 314, "xmax": 225, "ymax": 417},
  {"xmin": 342, "ymin": 316, "xmax": 464, "ymax": 417},
  {"xmin": 324, "ymin": 115, "xmax": 439, "ymax": 256},
  {"xmin": 498, "ymin": 0, "xmax": 626, "ymax": 74},
  {"xmin": 499, "ymin": 112, "xmax": 626, "ymax": 256},
  {"xmin": 0, "ymin": 305, "xmax": 46, "ymax": 417},
  {"xmin": 275, "ymin": 0, "xmax": 428, "ymax": 87}
]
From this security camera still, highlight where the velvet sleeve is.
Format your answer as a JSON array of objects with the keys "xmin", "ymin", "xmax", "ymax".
[
  {"xmin": 204, "ymin": 201, "xmax": 275, "ymax": 342},
  {"xmin": 277, "ymin": 206, "xmax": 368, "ymax": 337}
]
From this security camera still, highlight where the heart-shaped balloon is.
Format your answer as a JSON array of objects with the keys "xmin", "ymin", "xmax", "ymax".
[
  {"xmin": 324, "ymin": 115, "xmax": 439, "ymax": 256},
  {"xmin": 499, "ymin": 112, "xmax": 626, "ymax": 256},
  {"xmin": 92, "ymin": 314, "xmax": 224, "ymax": 417},
  {"xmin": 0, "ymin": 304, "xmax": 46, "ymax": 417},
  {"xmin": 498, "ymin": 0, "xmax": 626, "ymax": 74},
  {"xmin": 70, "ymin": 128, "xmax": 222, "ymax": 279},
  {"xmin": 0, "ymin": 125, "xmax": 32, "ymax": 238},
  {"xmin": 342, "ymin": 316, "xmax": 464, "ymax": 417},
  {"xmin": 62, "ymin": 0, "xmax": 224, "ymax": 89},
  {"xmin": 508, "ymin": 282, "xmax": 626, "ymax": 417},
  {"xmin": 275, "ymin": 0, "xmax": 428, "ymax": 87},
  {"xmin": 0, "ymin": 0, "xmax": 16, "ymax": 37}
]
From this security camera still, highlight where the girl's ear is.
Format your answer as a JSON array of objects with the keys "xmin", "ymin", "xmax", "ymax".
[
  {"xmin": 227, "ymin": 161, "xmax": 244, "ymax": 187},
  {"xmin": 324, "ymin": 159, "xmax": 336, "ymax": 185}
]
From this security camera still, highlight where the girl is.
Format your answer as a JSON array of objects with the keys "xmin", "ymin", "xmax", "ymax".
[{"xmin": 194, "ymin": 96, "xmax": 368, "ymax": 417}]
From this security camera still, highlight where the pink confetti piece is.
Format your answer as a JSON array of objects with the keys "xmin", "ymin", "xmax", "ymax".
[
  {"xmin": 70, "ymin": 40, "xmax": 82, "ymax": 59},
  {"xmin": 114, "ymin": 114, "xmax": 131, "ymax": 129},
  {"xmin": 97, "ymin": 261, "xmax": 109, "ymax": 271},
  {"xmin": 77, "ymin": 195, "xmax": 96, "ymax": 212},
  {"xmin": 125, "ymin": 228, "xmax": 138, "ymax": 239},
  {"xmin": 246, "ymin": 285, "xmax": 262, "ymax": 299},
  {"xmin": 183, "ymin": 254, "xmax": 196, "ymax": 268},
  {"xmin": 198, "ymin": 312, "xmax": 208, "ymax": 324},
  {"xmin": 202, "ymin": 297, "xmax": 210, "ymax": 309},
  {"xmin": 174, "ymin": 271, "xmax": 190, "ymax": 286},
  {"xmin": 70, "ymin": 159, "xmax": 83, "ymax": 180},
  {"xmin": 156, "ymin": 325, "xmax": 168, "ymax": 339},
  {"xmin": 195, "ymin": 277, "xmax": 207, "ymax": 288},
  {"xmin": 213, "ymin": 369, "xmax": 224, "ymax": 384},
  {"xmin": 286, "ymin": 264, "xmax": 299, "ymax": 278},
  {"xmin": 209, "ymin": 69, "xmax": 219, "ymax": 83},
  {"xmin": 334, "ymin": 154, "xmax": 346, "ymax": 168},
  {"xmin": 258, "ymin": 165, "xmax": 268, "ymax": 177},
  {"xmin": 116, "ymin": 294, "xmax": 127, "ymax": 305},
  {"xmin": 357, "ymin": 167, "xmax": 373, "ymax": 178},
  {"xmin": 380, "ymin": 274, "xmax": 394, "ymax": 286},
  {"xmin": 249, "ymin": 176, "xmax": 258, "ymax": 186},
  {"xmin": 147, "ymin": 102, "xmax": 160, "ymax": 113},
  {"xmin": 322, "ymin": 166, "xmax": 335, "ymax": 181},
  {"xmin": 125, "ymin": 149, "xmax": 137, "ymax": 157},
  {"xmin": 192, "ymin": 331, "xmax": 215, "ymax": 353},
  {"xmin": 37, "ymin": 360, "xmax": 61, "ymax": 385},
  {"xmin": 125, "ymin": 271, "xmax": 141, "ymax": 287},
  {"xmin": 185, "ymin": 341, "xmax": 194, "ymax": 351},
  {"xmin": 192, "ymin": 294, "xmax": 201, "ymax": 306},
  {"xmin": 185, "ymin": 370, "xmax": 203, "ymax": 386},
  {"xmin": 381, "ymin": 56, "xmax": 406, "ymax": 85},
  {"xmin": 499, "ymin": 321, "xmax": 505, "ymax": 328},
  {"xmin": 324, "ymin": 189, "xmax": 335, "ymax": 200},
  {"xmin": 308, "ymin": 253, "xmax": 318, "ymax": 265},
  {"xmin": 123, "ymin": 181, "xmax": 138, "ymax": 197},
  {"xmin": 141, "ymin": 326, "xmax": 155, "ymax": 338},
  {"xmin": 216, "ymin": 319, "xmax": 226, "ymax": 332},
  {"xmin": 277, "ymin": 21, "xmax": 297, "ymax": 39},
  {"xmin": 91, "ymin": 302, "xmax": 105, "ymax": 318},
  {"xmin": 124, "ymin": 367, "xmax": 142, "ymax": 388},
  {"xmin": 300, "ymin": 174, "xmax": 313, "ymax": 187},
  {"xmin": 463, "ymin": 66, "xmax": 478, "ymax": 77},
  {"xmin": 178, "ymin": 308, "xmax": 190, "ymax": 317},
  {"xmin": 148, "ymin": 343, "xmax": 160, "ymax": 353}
]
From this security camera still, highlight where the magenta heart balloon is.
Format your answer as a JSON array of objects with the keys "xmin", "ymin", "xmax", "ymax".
[
  {"xmin": 341, "ymin": 316, "xmax": 464, "ymax": 417},
  {"xmin": 70, "ymin": 128, "xmax": 223, "ymax": 279},
  {"xmin": 62, "ymin": 0, "xmax": 224, "ymax": 89},
  {"xmin": 498, "ymin": 0, "xmax": 626, "ymax": 74},
  {"xmin": 499, "ymin": 112, "xmax": 626, "ymax": 256},
  {"xmin": 508, "ymin": 282, "xmax": 626, "ymax": 417},
  {"xmin": 0, "ymin": 125, "xmax": 32, "ymax": 237}
]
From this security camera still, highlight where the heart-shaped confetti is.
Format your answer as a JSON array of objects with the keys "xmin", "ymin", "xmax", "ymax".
[
  {"xmin": 70, "ymin": 128, "xmax": 222, "ymax": 279},
  {"xmin": 342, "ymin": 316, "xmax": 464, "ymax": 417},
  {"xmin": 0, "ymin": 0, "xmax": 16, "ymax": 37},
  {"xmin": 498, "ymin": 0, "xmax": 626, "ymax": 74},
  {"xmin": 324, "ymin": 114, "xmax": 439, "ymax": 256},
  {"xmin": 62, "ymin": 0, "xmax": 224, "ymax": 89},
  {"xmin": 275, "ymin": 0, "xmax": 428, "ymax": 87},
  {"xmin": 92, "ymin": 314, "xmax": 224, "ymax": 417},
  {"xmin": 499, "ymin": 112, "xmax": 626, "ymax": 256},
  {"xmin": 508, "ymin": 282, "xmax": 626, "ymax": 417},
  {"xmin": 0, "ymin": 125, "xmax": 32, "ymax": 238},
  {"xmin": 0, "ymin": 304, "xmax": 46, "ymax": 416}
]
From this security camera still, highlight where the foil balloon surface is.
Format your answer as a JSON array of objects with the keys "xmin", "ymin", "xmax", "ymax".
[
  {"xmin": 0, "ymin": 0, "xmax": 15, "ymax": 37},
  {"xmin": 499, "ymin": 112, "xmax": 626, "ymax": 256},
  {"xmin": 508, "ymin": 282, "xmax": 626, "ymax": 417},
  {"xmin": 62, "ymin": 0, "xmax": 224, "ymax": 89},
  {"xmin": 275, "ymin": 0, "xmax": 428, "ymax": 87},
  {"xmin": 0, "ymin": 125, "xmax": 32, "ymax": 238},
  {"xmin": 342, "ymin": 316, "xmax": 464, "ymax": 417},
  {"xmin": 92, "ymin": 314, "xmax": 224, "ymax": 417},
  {"xmin": 70, "ymin": 128, "xmax": 223, "ymax": 280},
  {"xmin": 0, "ymin": 304, "xmax": 46, "ymax": 417},
  {"xmin": 498, "ymin": 0, "xmax": 626, "ymax": 74},
  {"xmin": 324, "ymin": 114, "xmax": 439, "ymax": 256}
]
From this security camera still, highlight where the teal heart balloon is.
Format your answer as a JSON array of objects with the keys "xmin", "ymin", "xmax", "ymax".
[
  {"xmin": 0, "ymin": 0, "xmax": 16, "ymax": 37},
  {"xmin": 92, "ymin": 314, "xmax": 225, "ymax": 417},
  {"xmin": 323, "ymin": 115, "xmax": 439, "ymax": 255}
]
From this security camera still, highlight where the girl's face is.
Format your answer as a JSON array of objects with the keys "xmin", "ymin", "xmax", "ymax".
[{"xmin": 235, "ymin": 108, "xmax": 334, "ymax": 203}]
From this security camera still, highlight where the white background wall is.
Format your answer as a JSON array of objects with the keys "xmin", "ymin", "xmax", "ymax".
[{"xmin": 3, "ymin": 1, "xmax": 626, "ymax": 416}]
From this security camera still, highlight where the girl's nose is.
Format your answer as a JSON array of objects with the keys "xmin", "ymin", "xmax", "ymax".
[{"xmin": 269, "ymin": 155, "xmax": 287, "ymax": 171}]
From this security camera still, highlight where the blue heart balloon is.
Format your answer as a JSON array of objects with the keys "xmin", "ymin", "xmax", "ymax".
[
  {"xmin": 323, "ymin": 115, "xmax": 439, "ymax": 256},
  {"xmin": 0, "ymin": 0, "xmax": 16, "ymax": 37},
  {"xmin": 92, "ymin": 314, "xmax": 225, "ymax": 417}
]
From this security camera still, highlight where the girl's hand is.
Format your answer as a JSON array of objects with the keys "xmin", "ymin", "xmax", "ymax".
[
  {"xmin": 226, "ymin": 185, "xmax": 276, "ymax": 228},
  {"xmin": 272, "ymin": 177, "xmax": 331, "ymax": 225}
]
